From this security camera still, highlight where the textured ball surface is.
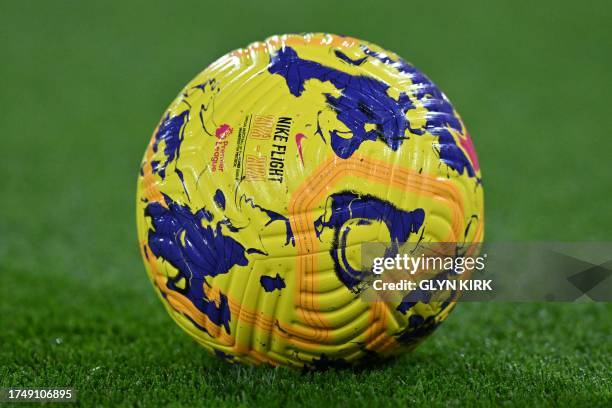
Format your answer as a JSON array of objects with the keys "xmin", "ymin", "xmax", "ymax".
[{"xmin": 136, "ymin": 33, "xmax": 484, "ymax": 367}]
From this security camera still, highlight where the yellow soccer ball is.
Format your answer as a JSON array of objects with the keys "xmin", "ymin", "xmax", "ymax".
[{"xmin": 136, "ymin": 33, "xmax": 484, "ymax": 367}]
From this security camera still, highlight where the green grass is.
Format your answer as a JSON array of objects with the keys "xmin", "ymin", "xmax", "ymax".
[{"xmin": 1, "ymin": 0, "xmax": 611, "ymax": 406}]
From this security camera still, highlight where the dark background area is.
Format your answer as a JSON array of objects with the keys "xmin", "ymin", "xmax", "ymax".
[{"xmin": 1, "ymin": 1, "xmax": 610, "ymax": 406}]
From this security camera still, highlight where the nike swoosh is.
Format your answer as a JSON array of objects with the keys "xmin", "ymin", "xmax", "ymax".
[{"xmin": 295, "ymin": 133, "xmax": 307, "ymax": 166}]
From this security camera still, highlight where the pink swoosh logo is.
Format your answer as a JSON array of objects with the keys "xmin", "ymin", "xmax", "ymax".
[
  {"xmin": 295, "ymin": 133, "xmax": 307, "ymax": 165},
  {"xmin": 458, "ymin": 131, "xmax": 480, "ymax": 172}
]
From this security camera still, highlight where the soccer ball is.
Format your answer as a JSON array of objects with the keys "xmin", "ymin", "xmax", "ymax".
[{"xmin": 136, "ymin": 33, "xmax": 484, "ymax": 367}]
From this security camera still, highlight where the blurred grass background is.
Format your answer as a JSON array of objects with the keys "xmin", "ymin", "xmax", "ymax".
[{"xmin": 0, "ymin": 0, "xmax": 610, "ymax": 406}]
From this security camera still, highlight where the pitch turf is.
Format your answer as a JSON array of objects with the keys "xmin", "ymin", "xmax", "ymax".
[{"xmin": 1, "ymin": 1, "xmax": 611, "ymax": 406}]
